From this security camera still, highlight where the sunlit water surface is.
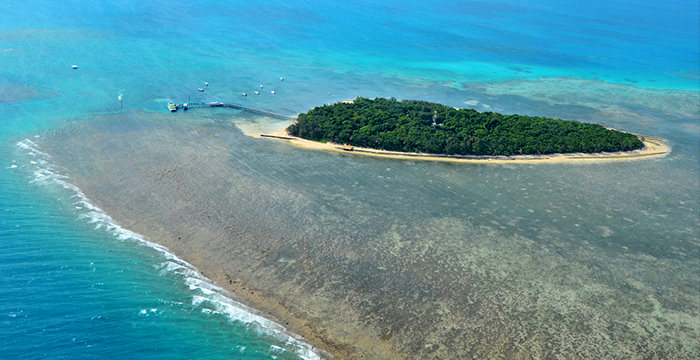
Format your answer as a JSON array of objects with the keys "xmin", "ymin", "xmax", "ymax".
[{"xmin": 1, "ymin": 0, "xmax": 698, "ymax": 359}]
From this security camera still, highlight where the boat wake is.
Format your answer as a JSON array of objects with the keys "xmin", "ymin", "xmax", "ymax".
[{"xmin": 16, "ymin": 138, "xmax": 328, "ymax": 360}]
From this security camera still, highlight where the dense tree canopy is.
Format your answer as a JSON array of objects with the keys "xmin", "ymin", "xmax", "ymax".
[{"xmin": 287, "ymin": 97, "xmax": 644, "ymax": 156}]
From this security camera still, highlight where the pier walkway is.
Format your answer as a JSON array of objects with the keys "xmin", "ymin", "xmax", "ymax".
[{"xmin": 171, "ymin": 102, "xmax": 297, "ymax": 121}]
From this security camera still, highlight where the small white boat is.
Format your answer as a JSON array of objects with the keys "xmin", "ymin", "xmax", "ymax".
[
  {"xmin": 197, "ymin": 88, "xmax": 204, "ymax": 92},
  {"xmin": 167, "ymin": 102, "xmax": 177, "ymax": 112},
  {"xmin": 118, "ymin": 95, "xmax": 123, "ymax": 102},
  {"xmin": 280, "ymin": 77, "xmax": 284, "ymax": 81},
  {"xmin": 259, "ymin": 84, "xmax": 264, "ymax": 89},
  {"xmin": 242, "ymin": 92, "xmax": 247, "ymax": 96},
  {"xmin": 205, "ymin": 81, "xmax": 209, "ymax": 86},
  {"xmin": 183, "ymin": 102, "xmax": 188, "ymax": 110},
  {"xmin": 72, "ymin": 65, "xmax": 78, "ymax": 69},
  {"xmin": 254, "ymin": 90, "xmax": 260, "ymax": 95},
  {"xmin": 270, "ymin": 90, "xmax": 276, "ymax": 95}
]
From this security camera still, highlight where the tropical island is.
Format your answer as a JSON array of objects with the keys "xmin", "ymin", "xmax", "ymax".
[{"xmin": 286, "ymin": 97, "xmax": 644, "ymax": 156}]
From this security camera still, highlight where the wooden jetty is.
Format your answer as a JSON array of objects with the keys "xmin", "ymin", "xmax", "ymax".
[{"xmin": 170, "ymin": 101, "xmax": 296, "ymax": 121}]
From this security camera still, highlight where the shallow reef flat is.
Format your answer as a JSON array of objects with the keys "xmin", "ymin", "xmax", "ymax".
[{"xmin": 38, "ymin": 112, "xmax": 700, "ymax": 359}]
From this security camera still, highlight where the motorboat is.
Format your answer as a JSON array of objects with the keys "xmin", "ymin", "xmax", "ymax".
[{"xmin": 167, "ymin": 102, "xmax": 177, "ymax": 112}]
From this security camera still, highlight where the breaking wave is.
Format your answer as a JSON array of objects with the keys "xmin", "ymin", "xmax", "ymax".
[{"xmin": 16, "ymin": 138, "xmax": 327, "ymax": 360}]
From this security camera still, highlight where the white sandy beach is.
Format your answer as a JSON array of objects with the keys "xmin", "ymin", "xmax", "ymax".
[{"xmin": 243, "ymin": 126, "xmax": 670, "ymax": 164}]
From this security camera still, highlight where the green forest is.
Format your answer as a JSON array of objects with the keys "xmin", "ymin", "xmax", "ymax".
[{"xmin": 287, "ymin": 97, "xmax": 644, "ymax": 156}]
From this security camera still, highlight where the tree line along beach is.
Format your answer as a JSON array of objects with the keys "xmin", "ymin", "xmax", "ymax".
[{"xmin": 252, "ymin": 97, "xmax": 670, "ymax": 163}]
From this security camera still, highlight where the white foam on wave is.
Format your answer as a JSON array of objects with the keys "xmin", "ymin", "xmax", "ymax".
[
  {"xmin": 16, "ymin": 138, "xmax": 328, "ymax": 360},
  {"xmin": 271, "ymin": 344, "xmax": 286, "ymax": 352}
]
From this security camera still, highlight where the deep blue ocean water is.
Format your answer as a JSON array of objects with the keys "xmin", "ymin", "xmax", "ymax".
[{"xmin": 1, "ymin": 0, "xmax": 698, "ymax": 359}]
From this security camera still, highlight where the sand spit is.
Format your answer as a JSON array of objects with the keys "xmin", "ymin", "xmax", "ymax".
[{"xmin": 250, "ymin": 129, "xmax": 670, "ymax": 164}]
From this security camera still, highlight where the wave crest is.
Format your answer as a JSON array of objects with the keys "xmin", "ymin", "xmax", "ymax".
[{"xmin": 16, "ymin": 138, "xmax": 327, "ymax": 360}]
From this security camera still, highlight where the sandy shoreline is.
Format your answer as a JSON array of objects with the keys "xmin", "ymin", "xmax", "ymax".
[{"xmin": 246, "ymin": 128, "xmax": 670, "ymax": 164}]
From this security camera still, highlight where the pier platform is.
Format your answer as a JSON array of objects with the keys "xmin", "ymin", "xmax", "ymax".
[{"xmin": 170, "ymin": 102, "xmax": 296, "ymax": 121}]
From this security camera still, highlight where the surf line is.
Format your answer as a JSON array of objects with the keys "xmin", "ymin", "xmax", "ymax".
[{"xmin": 16, "ymin": 138, "xmax": 329, "ymax": 360}]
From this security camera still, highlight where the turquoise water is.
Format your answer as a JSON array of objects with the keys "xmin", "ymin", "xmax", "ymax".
[
  {"xmin": 0, "ymin": 152, "xmax": 313, "ymax": 359},
  {"xmin": 1, "ymin": 0, "xmax": 698, "ymax": 359}
]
